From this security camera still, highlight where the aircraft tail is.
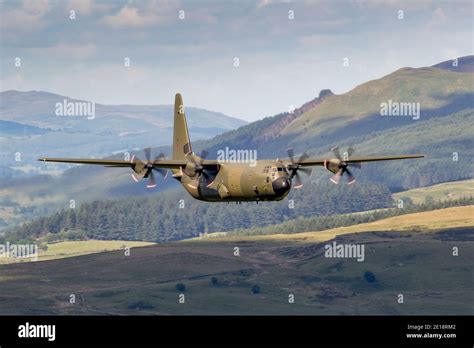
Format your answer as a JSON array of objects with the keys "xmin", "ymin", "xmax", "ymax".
[{"xmin": 172, "ymin": 93, "xmax": 192, "ymax": 160}]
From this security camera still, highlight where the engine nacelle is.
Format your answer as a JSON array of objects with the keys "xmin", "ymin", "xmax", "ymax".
[
  {"xmin": 324, "ymin": 159, "xmax": 341, "ymax": 174},
  {"xmin": 131, "ymin": 155, "xmax": 148, "ymax": 177},
  {"xmin": 184, "ymin": 160, "xmax": 199, "ymax": 177}
]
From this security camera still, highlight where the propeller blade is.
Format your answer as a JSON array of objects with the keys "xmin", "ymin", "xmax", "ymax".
[
  {"xmin": 331, "ymin": 146, "xmax": 341, "ymax": 160},
  {"xmin": 293, "ymin": 173, "xmax": 304, "ymax": 189},
  {"xmin": 298, "ymin": 152, "xmax": 309, "ymax": 163},
  {"xmin": 347, "ymin": 147, "xmax": 355, "ymax": 158},
  {"xmin": 144, "ymin": 148, "xmax": 152, "ymax": 162},
  {"xmin": 285, "ymin": 147, "xmax": 312, "ymax": 186},
  {"xmin": 155, "ymin": 168, "xmax": 168, "ymax": 179},
  {"xmin": 199, "ymin": 150, "xmax": 209, "ymax": 160},
  {"xmin": 201, "ymin": 169, "xmax": 211, "ymax": 179},
  {"xmin": 131, "ymin": 173, "xmax": 140, "ymax": 182},
  {"xmin": 153, "ymin": 153, "xmax": 166, "ymax": 163},
  {"xmin": 286, "ymin": 148, "xmax": 296, "ymax": 165},
  {"xmin": 346, "ymin": 168, "xmax": 356, "ymax": 185},
  {"xmin": 200, "ymin": 170, "xmax": 215, "ymax": 185},
  {"xmin": 327, "ymin": 146, "xmax": 359, "ymax": 185},
  {"xmin": 299, "ymin": 167, "xmax": 313, "ymax": 177},
  {"xmin": 330, "ymin": 169, "xmax": 343, "ymax": 184},
  {"xmin": 186, "ymin": 149, "xmax": 211, "ymax": 178},
  {"xmin": 146, "ymin": 171, "xmax": 157, "ymax": 188},
  {"xmin": 130, "ymin": 148, "xmax": 169, "ymax": 186}
]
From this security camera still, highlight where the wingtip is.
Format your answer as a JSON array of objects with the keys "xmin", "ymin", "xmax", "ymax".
[{"xmin": 411, "ymin": 154, "xmax": 425, "ymax": 159}]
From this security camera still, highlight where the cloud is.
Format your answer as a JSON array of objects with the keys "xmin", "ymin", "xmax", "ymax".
[
  {"xmin": 27, "ymin": 43, "xmax": 97, "ymax": 60},
  {"xmin": 100, "ymin": 1, "xmax": 179, "ymax": 29},
  {"xmin": 1, "ymin": 0, "xmax": 473, "ymax": 121},
  {"xmin": 191, "ymin": 8, "xmax": 218, "ymax": 25},
  {"xmin": 433, "ymin": 7, "xmax": 447, "ymax": 21},
  {"xmin": 1, "ymin": 0, "xmax": 51, "ymax": 32},
  {"xmin": 350, "ymin": 0, "xmax": 435, "ymax": 11},
  {"xmin": 0, "ymin": 10, "xmax": 46, "ymax": 31},
  {"xmin": 257, "ymin": 0, "xmax": 273, "ymax": 8},
  {"xmin": 68, "ymin": 0, "xmax": 93, "ymax": 15},
  {"xmin": 22, "ymin": 0, "xmax": 51, "ymax": 15},
  {"xmin": 101, "ymin": 6, "xmax": 157, "ymax": 28},
  {"xmin": 256, "ymin": 0, "xmax": 291, "ymax": 8}
]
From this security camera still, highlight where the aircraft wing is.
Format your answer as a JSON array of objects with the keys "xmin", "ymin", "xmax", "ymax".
[
  {"xmin": 297, "ymin": 154, "xmax": 425, "ymax": 166},
  {"xmin": 38, "ymin": 157, "xmax": 189, "ymax": 169}
]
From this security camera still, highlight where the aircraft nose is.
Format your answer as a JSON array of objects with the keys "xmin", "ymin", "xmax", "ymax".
[{"xmin": 272, "ymin": 177, "xmax": 291, "ymax": 196}]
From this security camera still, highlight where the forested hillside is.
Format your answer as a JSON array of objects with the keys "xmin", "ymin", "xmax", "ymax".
[
  {"xmin": 224, "ymin": 197, "xmax": 474, "ymax": 237},
  {"xmin": 2, "ymin": 57, "xmax": 473, "ymax": 229},
  {"xmin": 3, "ymin": 182, "xmax": 392, "ymax": 243},
  {"xmin": 195, "ymin": 60, "xmax": 474, "ymax": 190}
]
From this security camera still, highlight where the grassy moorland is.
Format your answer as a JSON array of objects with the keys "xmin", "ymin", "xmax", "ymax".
[
  {"xmin": 195, "ymin": 205, "xmax": 474, "ymax": 243},
  {"xmin": 0, "ymin": 240, "xmax": 154, "ymax": 264},
  {"xmin": 0, "ymin": 205, "xmax": 472, "ymax": 315},
  {"xmin": 393, "ymin": 179, "xmax": 474, "ymax": 204}
]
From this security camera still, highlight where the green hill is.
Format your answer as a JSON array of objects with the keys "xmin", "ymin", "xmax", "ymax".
[
  {"xmin": 432, "ymin": 55, "xmax": 474, "ymax": 73},
  {"xmin": 1, "ymin": 56, "xmax": 473, "ymax": 228},
  {"xmin": 2, "ymin": 182, "xmax": 393, "ymax": 243},
  {"xmin": 0, "ymin": 90, "xmax": 247, "ymax": 173},
  {"xmin": 284, "ymin": 67, "xmax": 472, "ymax": 136},
  {"xmin": 0, "ymin": 220, "xmax": 472, "ymax": 315},
  {"xmin": 208, "ymin": 205, "xmax": 474, "ymax": 243},
  {"xmin": 196, "ymin": 61, "xmax": 473, "ymax": 190},
  {"xmin": 393, "ymin": 179, "xmax": 474, "ymax": 204},
  {"xmin": 0, "ymin": 240, "xmax": 154, "ymax": 264}
]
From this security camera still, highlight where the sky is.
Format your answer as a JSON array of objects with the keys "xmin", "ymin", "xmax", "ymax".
[{"xmin": 1, "ymin": 0, "xmax": 473, "ymax": 121}]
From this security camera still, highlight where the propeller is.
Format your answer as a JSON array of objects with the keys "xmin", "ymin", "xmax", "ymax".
[
  {"xmin": 329, "ymin": 146, "xmax": 360, "ymax": 185},
  {"xmin": 286, "ymin": 148, "xmax": 313, "ymax": 189},
  {"xmin": 131, "ymin": 148, "xmax": 168, "ymax": 188},
  {"xmin": 185, "ymin": 150, "xmax": 214, "ymax": 184}
]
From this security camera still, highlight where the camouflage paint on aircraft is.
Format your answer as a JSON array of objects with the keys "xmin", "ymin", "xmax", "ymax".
[{"xmin": 39, "ymin": 93, "xmax": 424, "ymax": 202}]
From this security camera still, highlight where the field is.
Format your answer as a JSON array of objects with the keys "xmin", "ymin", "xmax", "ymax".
[
  {"xmin": 0, "ymin": 206, "xmax": 472, "ymax": 315},
  {"xmin": 393, "ymin": 179, "xmax": 474, "ymax": 204},
  {"xmin": 0, "ymin": 240, "xmax": 154, "ymax": 264},
  {"xmin": 198, "ymin": 205, "xmax": 474, "ymax": 243}
]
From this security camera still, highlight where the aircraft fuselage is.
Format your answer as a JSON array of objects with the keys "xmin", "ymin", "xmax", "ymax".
[{"xmin": 176, "ymin": 160, "xmax": 292, "ymax": 202}]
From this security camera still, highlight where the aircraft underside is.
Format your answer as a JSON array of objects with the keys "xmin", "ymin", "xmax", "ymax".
[{"xmin": 178, "ymin": 169, "xmax": 292, "ymax": 202}]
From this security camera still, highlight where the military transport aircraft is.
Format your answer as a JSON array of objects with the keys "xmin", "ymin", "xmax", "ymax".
[{"xmin": 39, "ymin": 93, "xmax": 424, "ymax": 202}]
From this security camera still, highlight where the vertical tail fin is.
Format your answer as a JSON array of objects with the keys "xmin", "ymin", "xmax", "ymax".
[{"xmin": 173, "ymin": 93, "xmax": 192, "ymax": 160}]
